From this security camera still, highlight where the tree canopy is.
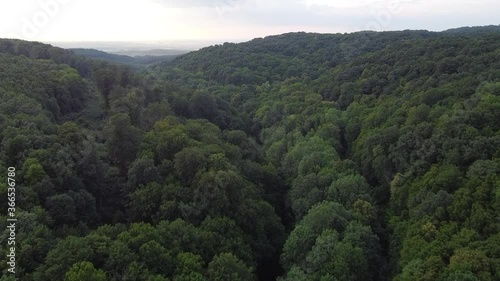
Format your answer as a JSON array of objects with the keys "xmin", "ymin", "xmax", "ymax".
[{"xmin": 1, "ymin": 26, "xmax": 500, "ymax": 280}]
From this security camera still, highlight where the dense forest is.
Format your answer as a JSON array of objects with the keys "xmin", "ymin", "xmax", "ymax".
[{"xmin": 0, "ymin": 26, "xmax": 499, "ymax": 281}]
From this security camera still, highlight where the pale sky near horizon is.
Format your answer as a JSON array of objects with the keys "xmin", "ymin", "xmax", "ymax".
[{"xmin": 0, "ymin": 0, "xmax": 499, "ymax": 43}]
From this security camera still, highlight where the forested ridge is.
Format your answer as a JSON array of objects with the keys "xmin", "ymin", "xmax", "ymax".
[{"xmin": 0, "ymin": 26, "xmax": 499, "ymax": 281}]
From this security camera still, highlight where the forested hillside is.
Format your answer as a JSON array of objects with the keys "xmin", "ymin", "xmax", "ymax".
[{"xmin": 0, "ymin": 26, "xmax": 499, "ymax": 281}]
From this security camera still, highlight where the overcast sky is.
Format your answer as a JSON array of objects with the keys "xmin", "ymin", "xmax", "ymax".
[{"xmin": 0, "ymin": 0, "xmax": 499, "ymax": 43}]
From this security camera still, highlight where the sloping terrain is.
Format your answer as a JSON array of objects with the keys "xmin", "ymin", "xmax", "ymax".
[{"xmin": 0, "ymin": 26, "xmax": 499, "ymax": 281}]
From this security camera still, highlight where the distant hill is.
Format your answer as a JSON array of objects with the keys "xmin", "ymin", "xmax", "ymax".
[
  {"xmin": 71, "ymin": 48, "xmax": 183, "ymax": 67},
  {"xmin": 112, "ymin": 48, "xmax": 189, "ymax": 57},
  {"xmin": 443, "ymin": 24, "xmax": 500, "ymax": 35}
]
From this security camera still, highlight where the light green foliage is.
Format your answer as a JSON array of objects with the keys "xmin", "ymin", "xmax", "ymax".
[
  {"xmin": 64, "ymin": 261, "xmax": 107, "ymax": 281},
  {"xmin": 34, "ymin": 236, "xmax": 93, "ymax": 281},
  {"xmin": 22, "ymin": 157, "xmax": 46, "ymax": 185},
  {"xmin": 207, "ymin": 253, "xmax": 254, "ymax": 281}
]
